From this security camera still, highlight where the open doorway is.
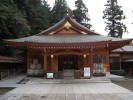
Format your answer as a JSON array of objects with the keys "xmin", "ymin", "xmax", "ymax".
[{"xmin": 58, "ymin": 55, "xmax": 78, "ymax": 71}]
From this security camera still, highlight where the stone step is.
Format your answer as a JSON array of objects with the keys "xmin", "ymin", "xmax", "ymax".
[{"xmin": 63, "ymin": 70, "xmax": 74, "ymax": 79}]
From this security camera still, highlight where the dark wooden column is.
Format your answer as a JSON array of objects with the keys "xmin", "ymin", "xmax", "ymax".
[
  {"xmin": 83, "ymin": 54, "xmax": 87, "ymax": 67},
  {"xmin": 26, "ymin": 50, "xmax": 30, "ymax": 69},
  {"xmin": 90, "ymin": 53, "xmax": 93, "ymax": 78},
  {"xmin": 43, "ymin": 54, "xmax": 47, "ymax": 77},
  {"xmin": 23, "ymin": 51, "xmax": 28, "ymax": 72},
  {"xmin": 83, "ymin": 54, "xmax": 92, "ymax": 78},
  {"xmin": 106, "ymin": 51, "xmax": 110, "ymax": 72},
  {"xmin": 51, "ymin": 55, "xmax": 55, "ymax": 72},
  {"xmin": 119, "ymin": 53, "xmax": 124, "ymax": 70}
]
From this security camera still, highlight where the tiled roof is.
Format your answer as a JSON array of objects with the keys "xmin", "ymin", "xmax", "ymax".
[
  {"xmin": 113, "ymin": 45, "xmax": 133, "ymax": 52},
  {"xmin": 4, "ymin": 14, "xmax": 132, "ymax": 46},
  {"xmin": 5, "ymin": 34, "xmax": 128, "ymax": 43}
]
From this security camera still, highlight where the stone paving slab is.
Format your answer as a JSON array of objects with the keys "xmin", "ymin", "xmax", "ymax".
[
  {"xmin": 0, "ymin": 75, "xmax": 133, "ymax": 100},
  {"xmin": 1, "ymin": 93, "xmax": 133, "ymax": 100},
  {"xmin": 5, "ymin": 83, "xmax": 132, "ymax": 94}
]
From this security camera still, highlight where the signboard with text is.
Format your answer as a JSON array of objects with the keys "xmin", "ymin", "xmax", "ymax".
[
  {"xmin": 47, "ymin": 73, "xmax": 54, "ymax": 79},
  {"xmin": 84, "ymin": 67, "xmax": 90, "ymax": 77}
]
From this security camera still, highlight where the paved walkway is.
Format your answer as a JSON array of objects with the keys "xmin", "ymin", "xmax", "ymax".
[{"xmin": 0, "ymin": 75, "xmax": 133, "ymax": 100}]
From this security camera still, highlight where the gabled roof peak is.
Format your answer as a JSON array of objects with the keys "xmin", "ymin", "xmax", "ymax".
[{"xmin": 36, "ymin": 13, "xmax": 100, "ymax": 36}]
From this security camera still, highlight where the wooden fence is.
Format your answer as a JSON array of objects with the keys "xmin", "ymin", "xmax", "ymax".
[{"xmin": 0, "ymin": 67, "xmax": 23, "ymax": 80}]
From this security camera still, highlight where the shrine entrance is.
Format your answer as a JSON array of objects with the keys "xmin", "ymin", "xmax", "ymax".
[{"xmin": 58, "ymin": 55, "xmax": 78, "ymax": 71}]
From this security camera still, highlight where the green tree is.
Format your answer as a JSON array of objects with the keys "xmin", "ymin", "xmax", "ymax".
[
  {"xmin": 50, "ymin": 0, "xmax": 70, "ymax": 26},
  {"xmin": 103, "ymin": 0, "xmax": 127, "ymax": 38},
  {"xmin": 14, "ymin": 0, "xmax": 51, "ymax": 35},
  {"xmin": 0, "ymin": 0, "xmax": 31, "ymax": 39},
  {"xmin": 0, "ymin": 0, "xmax": 31, "ymax": 55},
  {"xmin": 73, "ymin": 0, "xmax": 92, "ymax": 29}
]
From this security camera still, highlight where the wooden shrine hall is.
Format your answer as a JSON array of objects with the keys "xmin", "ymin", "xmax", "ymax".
[{"xmin": 4, "ymin": 14, "xmax": 132, "ymax": 79}]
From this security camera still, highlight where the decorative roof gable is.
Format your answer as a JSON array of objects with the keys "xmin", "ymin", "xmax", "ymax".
[{"xmin": 36, "ymin": 14, "xmax": 99, "ymax": 35}]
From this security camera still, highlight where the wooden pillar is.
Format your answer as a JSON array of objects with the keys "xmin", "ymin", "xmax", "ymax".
[
  {"xmin": 43, "ymin": 54, "xmax": 47, "ymax": 77},
  {"xmin": 51, "ymin": 55, "xmax": 54, "ymax": 72},
  {"xmin": 23, "ymin": 51, "xmax": 27, "ymax": 72},
  {"xmin": 83, "ymin": 54, "xmax": 87, "ymax": 67},
  {"xmin": 106, "ymin": 51, "xmax": 110, "ymax": 72},
  {"xmin": 83, "ymin": 54, "xmax": 92, "ymax": 78},
  {"xmin": 119, "ymin": 53, "xmax": 124, "ymax": 70},
  {"xmin": 27, "ymin": 50, "xmax": 30, "ymax": 69},
  {"xmin": 90, "ymin": 53, "xmax": 93, "ymax": 78}
]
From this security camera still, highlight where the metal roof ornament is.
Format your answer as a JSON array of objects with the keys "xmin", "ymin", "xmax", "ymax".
[{"xmin": 64, "ymin": 22, "xmax": 72, "ymax": 30}]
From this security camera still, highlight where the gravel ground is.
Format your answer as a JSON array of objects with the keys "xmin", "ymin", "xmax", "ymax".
[{"xmin": 112, "ymin": 77, "xmax": 133, "ymax": 92}]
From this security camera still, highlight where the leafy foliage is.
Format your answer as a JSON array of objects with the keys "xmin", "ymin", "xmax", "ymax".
[
  {"xmin": 0, "ymin": 0, "xmax": 31, "ymax": 55},
  {"xmin": 103, "ymin": 0, "xmax": 127, "ymax": 38},
  {"xmin": 0, "ymin": 0, "xmax": 51, "ymax": 55},
  {"xmin": 0, "ymin": 0, "xmax": 31, "ymax": 39},
  {"xmin": 13, "ymin": 0, "xmax": 51, "ymax": 35},
  {"xmin": 73, "ymin": 0, "xmax": 92, "ymax": 29},
  {"xmin": 50, "ymin": 0, "xmax": 71, "ymax": 26}
]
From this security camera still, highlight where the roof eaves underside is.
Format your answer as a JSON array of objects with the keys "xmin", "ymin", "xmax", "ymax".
[
  {"xmin": 5, "ymin": 39, "xmax": 132, "ymax": 51},
  {"xmin": 109, "ymin": 39, "xmax": 132, "ymax": 51},
  {"xmin": 0, "ymin": 56, "xmax": 23, "ymax": 63},
  {"xmin": 5, "ymin": 40, "xmax": 111, "ymax": 45}
]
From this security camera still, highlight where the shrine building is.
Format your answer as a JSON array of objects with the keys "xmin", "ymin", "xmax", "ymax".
[{"xmin": 4, "ymin": 14, "xmax": 132, "ymax": 79}]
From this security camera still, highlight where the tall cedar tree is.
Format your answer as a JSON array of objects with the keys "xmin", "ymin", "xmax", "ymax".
[
  {"xmin": 103, "ymin": 0, "xmax": 127, "ymax": 38},
  {"xmin": 50, "ymin": 0, "xmax": 70, "ymax": 26},
  {"xmin": 16, "ymin": 0, "xmax": 51, "ymax": 35},
  {"xmin": 73, "ymin": 0, "xmax": 92, "ymax": 29}
]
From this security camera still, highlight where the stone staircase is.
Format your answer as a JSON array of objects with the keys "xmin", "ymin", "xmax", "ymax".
[{"xmin": 63, "ymin": 69, "xmax": 74, "ymax": 80}]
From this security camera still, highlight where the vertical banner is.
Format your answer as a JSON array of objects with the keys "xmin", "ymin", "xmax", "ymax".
[{"xmin": 84, "ymin": 67, "xmax": 90, "ymax": 77}]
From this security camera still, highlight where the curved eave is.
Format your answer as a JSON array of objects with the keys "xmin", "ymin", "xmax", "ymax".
[
  {"xmin": 108, "ymin": 39, "xmax": 132, "ymax": 51},
  {"xmin": 4, "ymin": 38, "xmax": 132, "ymax": 51},
  {"xmin": 4, "ymin": 40, "xmax": 111, "ymax": 48}
]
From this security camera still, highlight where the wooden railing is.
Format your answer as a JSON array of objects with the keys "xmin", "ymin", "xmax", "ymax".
[{"xmin": 0, "ymin": 67, "xmax": 23, "ymax": 80}]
